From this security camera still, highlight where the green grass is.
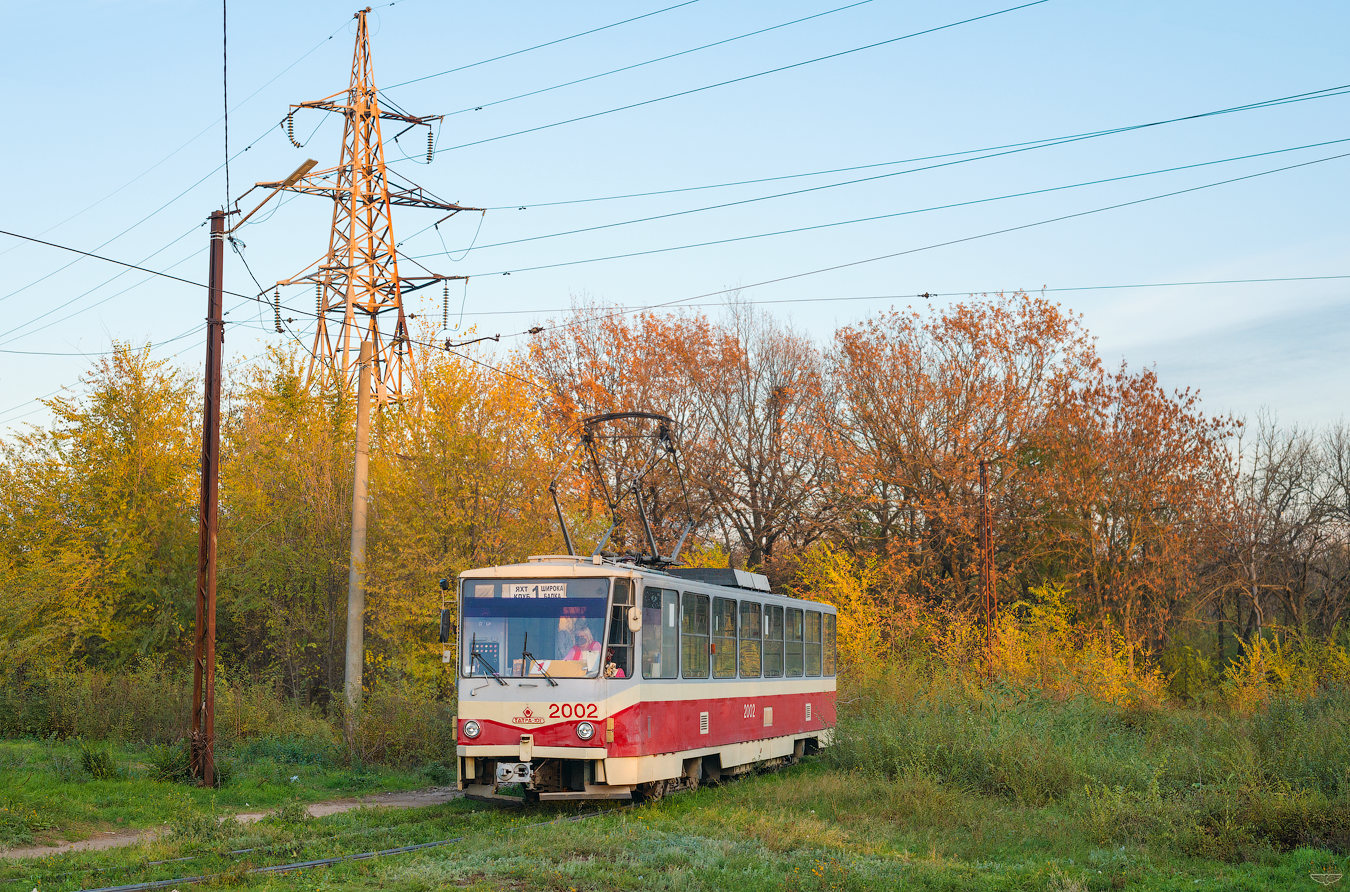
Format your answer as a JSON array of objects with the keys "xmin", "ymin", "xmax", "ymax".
[
  {"xmin": 0, "ymin": 736, "xmax": 431, "ymax": 851},
  {"xmin": 3, "ymin": 673, "xmax": 1349, "ymax": 890},
  {"xmin": 2, "ymin": 764, "xmax": 1342, "ymax": 891}
]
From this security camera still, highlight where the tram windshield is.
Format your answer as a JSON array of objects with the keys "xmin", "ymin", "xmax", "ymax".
[{"xmin": 460, "ymin": 578, "xmax": 610, "ymax": 679}]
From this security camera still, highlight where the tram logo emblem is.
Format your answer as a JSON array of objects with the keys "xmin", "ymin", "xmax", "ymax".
[{"xmin": 512, "ymin": 707, "xmax": 545, "ymax": 726}]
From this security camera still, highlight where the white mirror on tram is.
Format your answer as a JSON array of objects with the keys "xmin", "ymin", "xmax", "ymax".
[{"xmin": 627, "ymin": 605, "xmax": 642, "ymax": 633}]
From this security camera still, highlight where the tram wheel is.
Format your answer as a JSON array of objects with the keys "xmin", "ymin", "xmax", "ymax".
[{"xmin": 634, "ymin": 779, "xmax": 668, "ymax": 802}]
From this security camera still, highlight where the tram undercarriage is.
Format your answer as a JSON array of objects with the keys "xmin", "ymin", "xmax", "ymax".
[{"xmin": 460, "ymin": 731, "xmax": 826, "ymax": 802}]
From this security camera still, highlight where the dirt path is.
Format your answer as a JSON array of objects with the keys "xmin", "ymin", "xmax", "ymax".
[{"xmin": 1, "ymin": 787, "xmax": 462, "ymax": 860}]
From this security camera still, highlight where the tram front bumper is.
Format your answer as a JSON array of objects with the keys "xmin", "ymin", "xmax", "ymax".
[{"xmin": 457, "ymin": 745, "xmax": 608, "ymax": 759}]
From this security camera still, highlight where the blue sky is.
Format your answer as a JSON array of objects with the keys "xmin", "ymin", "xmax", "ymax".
[{"xmin": 2, "ymin": 0, "xmax": 1347, "ymax": 435}]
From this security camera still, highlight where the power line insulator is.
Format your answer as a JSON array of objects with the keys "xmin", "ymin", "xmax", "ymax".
[
  {"xmin": 274, "ymin": 288, "xmax": 284, "ymax": 333},
  {"xmin": 442, "ymin": 280, "xmax": 449, "ymax": 330},
  {"xmin": 286, "ymin": 112, "xmax": 301, "ymax": 148},
  {"xmin": 315, "ymin": 281, "xmax": 323, "ymax": 317},
  {"xmin": 426, "ymin": 128, "xmax": 434, "ymax": 163}
]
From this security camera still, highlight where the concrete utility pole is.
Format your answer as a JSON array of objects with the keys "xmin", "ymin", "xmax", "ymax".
[
  {"xmin": 979, "ymin": 458, "xmax": 997, "ymax": 656},
  {"xmin": 345, "ymin": 338, "xmax": 373, "ymax": 745},
  {"xmin": 190, "ymin": 209, "xmax": 226, "ymax": 787}
]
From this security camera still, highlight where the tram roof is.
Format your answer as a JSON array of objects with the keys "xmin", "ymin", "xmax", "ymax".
[{"xmin": 458, "ymin": 556, "xmax": 835, "ymax": 611}]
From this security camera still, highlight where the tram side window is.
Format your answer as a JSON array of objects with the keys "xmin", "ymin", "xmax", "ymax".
[
  {"xmin": 805, "ymin": 610, "xmax": 822, "ymax": 676},
  {"xmin": 606, "ymin": 578, "xmax": 634, "ymax": 678},
  {"xmin": 681, "ymin": 593, "xmax": 710, "ymax": 678},
  {"xmin": 738, "ymin": 601, "xmax": 762, "ymax": 677},
  {"xmin": 786, "ymin": 608, "xmax": 804, "ymax": 677},
  {"xmin": 764, "ymin": 605, "xmax": 784, "ymax": 678},
  {"xmin": 712, "ymin": 597, "xmax": 737, "ymax": 679},
  {"xmin": 641, "ymin": 587, "xmax": 679, "ymax": 679},
  {"xmin": 824, "ymin": 613, "xmax": 837, "ymax": 676}
]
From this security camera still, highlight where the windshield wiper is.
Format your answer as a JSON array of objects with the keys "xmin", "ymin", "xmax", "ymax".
[
  {"xmin": 520, "ymin": 632, "xmax": 558, "ymax": 687},
  {"xmin": 469, "ymin": 633, "xmax": 507, "ymax": 686}
]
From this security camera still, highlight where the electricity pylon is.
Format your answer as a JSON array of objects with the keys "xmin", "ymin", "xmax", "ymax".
[{"xmin": 267, "ymin": 5, "xmax": 478, "ymax": 401}]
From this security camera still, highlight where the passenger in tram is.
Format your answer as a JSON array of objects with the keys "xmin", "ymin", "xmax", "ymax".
[{"xmin": 604, "ymin": 647, "xmax": 627, "ymax": 678}]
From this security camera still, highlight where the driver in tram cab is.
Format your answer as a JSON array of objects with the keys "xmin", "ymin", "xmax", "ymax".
[{"xmin": 564, "ymin": 622, "xmax": 602, "ymax": 665}]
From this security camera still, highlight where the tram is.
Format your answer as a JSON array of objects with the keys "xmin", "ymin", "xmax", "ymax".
[{"xmin": 443, "ymin": 555, "xmax": 837, "ymax": 801}]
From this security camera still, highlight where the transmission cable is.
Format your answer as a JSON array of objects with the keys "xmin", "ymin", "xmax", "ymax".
[
  {"xmin": 435, "ymin": 0, "xmax": 878, "ymax": 119},
  {"xmin": 395, "ymin": 82, "xmax": 1350, "ymax": 248},
  {"xmin": 0, "ymin": 299, "xmax": 251, "ymax": 425},
  {"xmin": 445, "ymin": 145, "xmax": 1350, "ymax": 278},
  {"xmin": 0, "ymin": 17, "xmax": 348, "ymax": 262},
  {"xmin": 0, "ymin": 229, "xmax": 279, "ymax": 307},
  {"xmin": 428, "ymin": 0, "xmax": 1052, "ymax": 155},
  {"xmin": 384, "ymin": 0, "xmax": 705, "ymax": 90},
  {"xmin": 485, "ymin": 149, "xmax": 1350, "ymax": 338},
  {"xmin": 0, "ymin": 225, "xmax": 205, "ymax": 345},
  {"xmin": 467, "ymin": 274, "xmax": 1350, "ymax": 317},
  {"xmin": 0, "ymin": 121, "xmax": 280, "ymax": 305},
  {"xmin": 488, "ymin": 84, "xmax": 1350, "ymax": 211},
  {"xmin": 415, "ymin": 137, "xmax": 1350, "ymax": 258}
]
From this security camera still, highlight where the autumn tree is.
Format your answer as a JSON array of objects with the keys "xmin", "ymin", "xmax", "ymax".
[
  {"xmin": 0, "ymin": 346, "xmax": 198, "ymax": 670},
  {"xmin": 528, "ymin": 308, "xmax": 723, "ymax": 557},
  {"xmin": 216, "ymin": 349, "xmax": 355, "ymax": 699},
  {"xmin": 830, "ymin": 293, "xmax": 1099, "ymax": 610},
  {"xmin": 1041, "ymin": 366, "xmax": 1234, "ymax": 663},
  {"xmin": 675, "ymin": 305, "xmax": 837, "ymax": 571},
  {"xmin": 364, "ymin": 343, "xmax": 562, "ymax": 690}
]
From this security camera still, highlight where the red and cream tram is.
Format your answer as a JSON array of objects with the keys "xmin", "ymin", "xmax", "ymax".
[{"xmin": 447, "ymin": 555, "xmax": 837, "ymax": 801}]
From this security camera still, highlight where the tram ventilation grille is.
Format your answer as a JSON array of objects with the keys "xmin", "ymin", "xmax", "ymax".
[
  {"xmin": 699, "ymin": 711, "xmax": 709, "ymax": 735},
  {"xmin": 806, "ymin": 702, "xmax": 812, "ymax": 721}
]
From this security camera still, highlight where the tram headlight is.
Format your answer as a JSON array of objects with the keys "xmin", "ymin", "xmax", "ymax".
[
  {"xmin": 462, "ymin": 720, "xmax": 481, "ymax": 739},
  {"xmin": 575, "ymin": 721, "xmax": 595, "ymax": 741}
]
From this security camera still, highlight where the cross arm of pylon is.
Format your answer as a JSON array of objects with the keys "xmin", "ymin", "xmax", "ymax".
[
  {"xmin": 399, "ymin": 274, "xmax": 468, "ymax": 295},
  {"xmin": 289, "ymin": 96, "xmax": 443, "ymax": 127},
  {"xmin": 255, "ymin": 168, "xmax": 481, "ymax": 215}
]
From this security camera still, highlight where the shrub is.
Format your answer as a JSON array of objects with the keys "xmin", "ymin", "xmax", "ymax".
[
  {"xmin": 1223, "ymin": 629, "xmax": 1350, "ymax": 712},
  {"xmin": 78, "ymin": 741, "xmax": 119, "ymax": 780},
  {"xmin": 0, "ymin": 663, "xmax": 333, "ymax": 750},
  {"xmin": 341, "ymin": 682, "xmax": 455, "ymax": 767},
  {"xmin": 147, "ymin": 741, "xmax": 193, "ymax": 783},
  {"xmin": 423, "ymin": 761, "xmax": 456, "ymax": 785},
  {"xmin": 229, "ymin": 735, "xmax": 339, "ymax": 767}
]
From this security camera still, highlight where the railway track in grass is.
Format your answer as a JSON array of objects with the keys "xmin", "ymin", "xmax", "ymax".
[{"xmin": 21, "ymin": 792, "xmax": 627, "ymax": 892}]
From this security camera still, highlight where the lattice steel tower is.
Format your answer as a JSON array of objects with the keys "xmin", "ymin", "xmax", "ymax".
[{"xmin": 270, "ymin": 6, "xmax": 477, "ymax": 400}]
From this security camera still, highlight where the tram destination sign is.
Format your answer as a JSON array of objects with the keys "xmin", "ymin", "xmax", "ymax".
[{"xmin": 502, "ymin": 582, "xmax": 568, "ymax": 599}]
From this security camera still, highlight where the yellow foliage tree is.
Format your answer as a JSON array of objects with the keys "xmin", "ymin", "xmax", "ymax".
[{"xmin": 0, "ymin": 346, "xmax": 197, "ymax": 670}]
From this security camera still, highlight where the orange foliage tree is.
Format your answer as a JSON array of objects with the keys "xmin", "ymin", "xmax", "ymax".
[
  {"xmin": 1031, "ymin": 366, "xmax": 1235, "ymax": 664},
  {"xmin": 830, "ymin": 293, "xmax": 1099, "ymax": 612},
  {"xmin": 829, "ymin": 292, "xmax": 1235, "ymax": 664}
]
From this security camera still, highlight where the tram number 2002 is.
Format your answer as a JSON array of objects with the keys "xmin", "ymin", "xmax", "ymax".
[{"xmin": 549, "ymin": 703, "xmax": 599, "ymax": 719}]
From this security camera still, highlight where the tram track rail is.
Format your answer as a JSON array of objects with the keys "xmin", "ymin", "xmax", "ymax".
[{"xmin": 25, "ymin": 792, "xmax": 627, "ymax": 892}]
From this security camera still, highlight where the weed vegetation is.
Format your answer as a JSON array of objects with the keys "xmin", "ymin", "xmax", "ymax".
[
  {"xmin": 0, "ymin": 736, "xmax": 429, "ymax": 851},
  {"xmin": 0, "ymin": 662, "xmax": 454, "ymax": 768},
  {"xmin": 828, "ymin": 667, "xmax": 1350, "ymax": 862}
]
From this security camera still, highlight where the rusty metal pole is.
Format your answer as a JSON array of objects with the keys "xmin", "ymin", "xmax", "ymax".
[
  {"xmin": 344, "ymin": 339, "xmax": 373, "ymax": 748},
  {"xmin": 190, "ymin": 210, "xmax": 226, "ymax": 787}
]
